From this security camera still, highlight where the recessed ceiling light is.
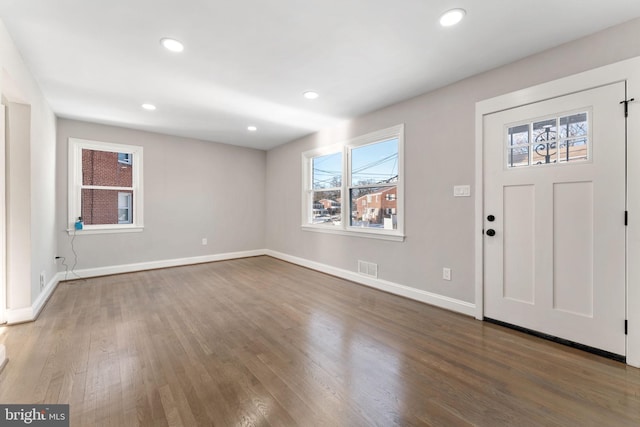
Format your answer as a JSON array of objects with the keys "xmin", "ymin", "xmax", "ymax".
[
  {"xmin": 247, "ymin": 126, "xmax": 257, "ymax": 132},
  {"xmin": 439, "ymin": 8, "xmax": 466, "ymax": 27},
  {"xmin": 160, "ymin": 38, "xmax": 184, "ymax": 52},
  {"xmin": 303, "ymin": 91, "xmax": 319, "ymax": 100},
  {"xmin": 141, "ymin": 103, "xmax": 156, "ymax": 111}
]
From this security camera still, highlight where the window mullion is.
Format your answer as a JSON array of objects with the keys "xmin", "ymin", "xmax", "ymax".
[
  {"xmin": 344, "ymin": 146, "xmax": 351, "ymax": 230},
  {"xmin": 313, "ymin": 186, "xmax": 341, "ymax": 192},
  {"xmin": 350, "ymin": 182, "xmax": 397, "ymax": 190},
  {"xmin": 81, "ymin": 185, "xmax": 134, "ymax": 191}
]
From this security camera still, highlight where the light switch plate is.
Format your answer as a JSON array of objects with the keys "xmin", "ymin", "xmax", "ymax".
[{"xmin": 454, "ymin": 185, "xmax": 471, "ymax": 197}]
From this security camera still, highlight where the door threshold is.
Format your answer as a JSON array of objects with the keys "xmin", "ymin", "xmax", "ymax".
[{"xmin": 484, "ymin": 317, "xmax": 625, "ymax": 363}]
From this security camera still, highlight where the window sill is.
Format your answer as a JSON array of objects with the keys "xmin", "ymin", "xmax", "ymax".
[
  {"xmin": 66, "ymin": 226, "xmax": 144, "ymax": 235},
  {"xmin": 301, "ymin": 224, "xmax": 405, "ymax": 242}
]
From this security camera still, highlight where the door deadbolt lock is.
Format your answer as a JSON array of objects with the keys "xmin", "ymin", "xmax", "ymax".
[{"xmin": 487, "ymin": 215, "xmax": 495, "ymax": 222}]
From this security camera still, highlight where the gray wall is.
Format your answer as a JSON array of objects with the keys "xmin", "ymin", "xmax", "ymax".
[
  {"xmin": 265, "ymin": 17, "xmax": 640, "ymax": 303},
  {"xmin": 56, "ymin": 119, "xmax": 266, "ymax": 270},
  {"xmin": 1, "ymin": 18, "xmax": 57, "ymax": 310}
]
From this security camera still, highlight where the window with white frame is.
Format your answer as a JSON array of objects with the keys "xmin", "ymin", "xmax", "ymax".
[
  {"xmin": 68, "ymin": 138, "xmax": 143, "ymax": 233},
  {"xmin": 118, "ymin": 192, "xmax": 133, "ymax": 224},
  {"xmin": 302, "ymin": 124, "xmax": 404, "ymax": 240}
]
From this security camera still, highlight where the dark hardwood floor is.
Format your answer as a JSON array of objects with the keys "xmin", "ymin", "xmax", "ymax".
[{"xmin": 1, "ymin": 256, "xmax": 639, "ymax": 426}]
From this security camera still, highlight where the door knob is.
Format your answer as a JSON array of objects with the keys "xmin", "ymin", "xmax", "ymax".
[{"xmin": 486, "ymin": 229, "xmax": 496, "ymax": 236}]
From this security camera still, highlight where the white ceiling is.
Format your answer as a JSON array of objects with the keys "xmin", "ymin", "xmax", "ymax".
[{"xmin": 1, "ymin": 1, "xmax": 640, "ymax": 150}]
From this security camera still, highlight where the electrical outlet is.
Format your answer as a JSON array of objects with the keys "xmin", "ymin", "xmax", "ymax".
[
  {"xmin": 202, "ymin": 238, "xmax": 208, "ymax": 245},
  {"xmin": 443, "ymin": 267, "xmax": 451, "ymax": 281},
  {"xmin": 40, "ymin": 271, "xmax": 46, "ymax": 290}
]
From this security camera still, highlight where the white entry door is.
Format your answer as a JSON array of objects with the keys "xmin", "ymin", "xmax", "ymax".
[{"xmin": 484, "ymin": 82, "xmax": 626, "ymax": 356}]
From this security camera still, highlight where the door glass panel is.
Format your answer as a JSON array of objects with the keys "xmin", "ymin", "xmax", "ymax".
[
  {"xmin": 508, "ymin": 124, "xmax": 529, "ymax": 146},
  {"xmin": 506, "ymin": 111, "xmax": 589, "ymax": 169},
  {"xmin": 507, "ymin": 124, "xmax": 530, "ymax": 168},
  {"xmin": 532, "ymin": 119, "xmax": 557, "ymax": 143},
  {"xmin": 533, "ymin": 140, "xmax": 557, "ymax": 165},
  {"xmin": 559, "ymin": 112, "xmax": 588, "ymax": 138},
  {"xmin": 559, "ymin": 138, "xmax": 588, "ymax": 163},
  {"xmin": 507, "ymin": 146, "xmax": 529, "ymax": 168}
]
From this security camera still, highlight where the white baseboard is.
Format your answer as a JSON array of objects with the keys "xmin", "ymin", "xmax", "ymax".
[
  {"xmin": 6, "ymin": 273, "xmax": 62, "ymax": 325},
  {"xmin": 265, "ymin": 250, "xmax": 476, "ymax": 317},
  {"xmin": 5, "ymin": 249, "xmax": 475, "ymax": 324},
  {"xmin": 0, "ymin": 344, "xmax": 6, "ymax": 373},
  {"xmin": 5, "ymin": 250, "xmax": 265, "ymax": 324},
  {"xmin": 5, "ymin": 306, "xmax": 34, "ymax": 324},
  {"xmin": 32, "ymin": 272, "xmax": 63, "ymax": 320},
  {"xmin": 61, "ymin": 249, "xmax": 266, "ymax": 280}
]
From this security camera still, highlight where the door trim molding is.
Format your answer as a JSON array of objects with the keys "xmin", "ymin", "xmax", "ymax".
[{"xmin": 475, "ymin": 55, "xmax": 640, "ymax": 367}]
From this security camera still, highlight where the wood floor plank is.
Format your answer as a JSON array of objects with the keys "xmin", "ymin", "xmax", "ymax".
[{"xmin": 1, "ymin": 256, "xmax": 640, "ymax": 426}]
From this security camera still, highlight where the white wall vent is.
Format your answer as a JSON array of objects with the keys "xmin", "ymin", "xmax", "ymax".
[{"xmin": 358, "ymin": 260, "xmax": 378, "ymax": 279}]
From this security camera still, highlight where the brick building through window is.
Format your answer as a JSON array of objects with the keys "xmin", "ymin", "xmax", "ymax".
[
  {"xmin": 82, "ymin": 149, "xmax": 133, "ymax": 225},
  {"xmin": 354, "ymin": 186, "xmax": 397, "ymax": 227}
]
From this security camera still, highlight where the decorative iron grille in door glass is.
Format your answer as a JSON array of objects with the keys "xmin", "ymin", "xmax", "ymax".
[{"xmin": 506, "ymin": 111, "xmax": 589, "ymax": 169}]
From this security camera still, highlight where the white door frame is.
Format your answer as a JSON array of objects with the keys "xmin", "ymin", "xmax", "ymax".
[{"xmin": 475, "ymin": 56, "xmax": 640, "ymax": 367}]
